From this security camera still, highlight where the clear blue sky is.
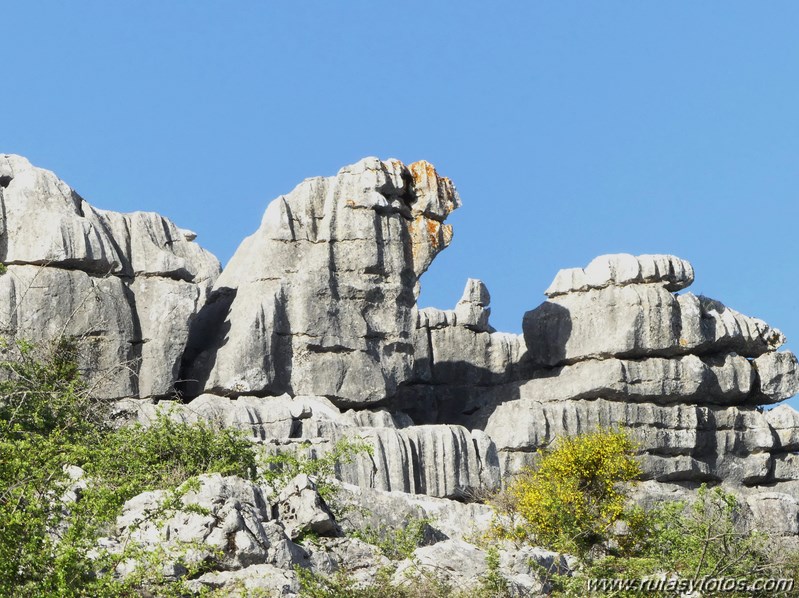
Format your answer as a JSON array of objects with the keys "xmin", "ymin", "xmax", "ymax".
[{"xmin": 6, "ymin": 3, "xmax": 799, "ymax": 406}]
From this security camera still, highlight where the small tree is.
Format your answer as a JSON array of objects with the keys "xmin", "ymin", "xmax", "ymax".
[{"xmin": 493, "ymin": 428, "xmax": 641, "ymax": 556}]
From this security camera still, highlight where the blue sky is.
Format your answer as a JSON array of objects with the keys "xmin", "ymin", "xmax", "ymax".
[{"xmin": 6, "ymin": 2, "xmax": 799, "ymax": 407}]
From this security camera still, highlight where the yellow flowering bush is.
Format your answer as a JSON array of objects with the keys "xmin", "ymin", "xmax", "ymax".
[{"xmin": 493, "ymin": 428, "xmax": 641, "ymax": 556}]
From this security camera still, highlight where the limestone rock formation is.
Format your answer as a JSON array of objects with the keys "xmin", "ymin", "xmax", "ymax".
[
  {"xmin": 109, "ymin": 471, "xmax": 559, "ymax": 596},
  {"xmin": 8, "ymin": 154, "xmax": 799, "ymax": 593},
  {"xmin": 181, "ymin": 157, "xmax": 459, "ymax": 404},
  {"xmin": 402, "ymin": 254, "xmax": 799, "ymax": 489},
  {"xmin": 109, "ymin": 473, "xmax": 312, "ymax": 582},
  {"xmin": 544, "ymin": 253, "xmax": 695, "ymax": 297},
  {"xmin": 0, "ymin": 154, "xmax": 220, "ymax": 398},
  {"xmin": 117, "ymin": 393, "xmax": 501, "ymax": 499}
]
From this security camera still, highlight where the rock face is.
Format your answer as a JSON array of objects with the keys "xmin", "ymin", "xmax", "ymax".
[
  {"xmin": 400, "ymin": 254, "xmax": 799, "ymax": 490},
  {"xmin": 117, "ymin": 393, "xmax": 501, "ymax": 499},
  {"xmin": 181, "ymin": 158, "xmax": 459, "ymax": 404},
  {"xmin": 0, "ymin": 154, "xmax": 220, "ymax": 398},
  {"xmin": 8, "ymin": 155, "xmax": 799, "ymax": 593}
]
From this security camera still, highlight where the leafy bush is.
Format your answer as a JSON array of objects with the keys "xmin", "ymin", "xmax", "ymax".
[
  {"xmin": 492, "ymin": 428, "xmax": 641, "ymax": 556},
  {"xmin": 0, "ymin": 338, "xmax": 257, "ymax": 596},
  {"xmin": 487, "ymin": 428, "xmax": 799, "ymax": 597},
  {"xmin": 573, "ymin": 485, "xmax": 790, "ymax": 595},
  {"xmin": 352, "ymin": 516, "xmax": 433, "ymax": 560}
]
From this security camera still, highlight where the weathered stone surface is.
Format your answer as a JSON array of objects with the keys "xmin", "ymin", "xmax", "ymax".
[
  {"xmin": 0, "ymin": 154, "xmax": 221, "ymax": 285},
  {"xmin": 0, "ymin": 266, "xmax": 213, "ymax": 399},
  {"xmin": 304, "ymin": 537, "xmax": 391, "ymax": 587},
  {"xmin": 766, "ymin": 405, "xmax": 799, "ymax": 450},
  {"xmin": 116, "ymin": 393, "xmax": 499, "ymax": 500},
  {"xmin": 524, "ymin": 286, "xmax": 785, "ymax": 367},
  {"xmin": 181, "ymin": 157, "xmax": 459, "ymax": 404},
  {"xmin": 91, "ymin": 208, "xmax": 220, "ymax": 285},
  {"xmin": 335, "ymin": 483, "xmax": 496, "ymax": 542},
  {"xmin": 392, "ymin": 539, "xmax": 552, "ymax": 595},
  {"xmin": 274, "ymin": 474, "xmax": 337, "ymax": 540},
  {"xmin": 0, "ymin": 264, "xmax": 138, "ymax": 398},
  {"xmin": 0, "ymin": 154, "xmax": 122, "ymax": 273},
  {"xmin": 453, "ymin": 278, "xmax": 492, "ymax": 332},
  {"xmin": 772, "ymin": 453, "xmax": 799, "ymax": 482},
  {"xmin": 745, "ymin": 491, "xmax": 799, "ymax": 537},
  {"xmin": 545, "ymin": 253, "xmax": 694, "ymax": 297},
  {"xmin": 186, "ymin": 564, "xmax": 299, "ymax": 596},
  {"xmin": 0, "ymin": 155, "xmax": 221, "ymax": 399},
  {"xmin": 338, "ymin": 425, "xmax": 500, "ymax": 498},
  {"xmin": 112, "ymin": 474, "xmax": 308, "ymax": 575},
  {"xmin": 118, "ymin": 393, "xmax": 340, "ymax": 440},
  {"xmin": 511, "ymin": 353, "xmax": 755, "ymax": 406},
  {"xmin": 481, "ymin": 397, "xmax": 777, "ymax": 483},
  {"xmin": 392, "ymin": 539, "xmax": 488, "ymax": 588},
  {"xmin": 129, "ymin": 277, "xmax": 206, "ymax": 397},
  {"xmin": 426, "ymin": 327, "xmax": 529, "ymax": 386},
  {"xmin": 412, "ymin": 279, "xmax": 531, "ymax": 388},
  {"xmin": 754, "ymin": 351, "xmax": 799, "ymax": 405}
]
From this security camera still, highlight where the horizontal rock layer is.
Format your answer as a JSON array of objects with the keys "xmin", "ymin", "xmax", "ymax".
[
  {"xmin": 117, "ymin": 393, "xmax": 500, "ymax": 499},
  {"xmin": 545, "ymin": 253, "xmax": 695, "ymax": 297},
  {"xmin": 524, "ymin": 287, "xmax": 785, "ymax": 367}
]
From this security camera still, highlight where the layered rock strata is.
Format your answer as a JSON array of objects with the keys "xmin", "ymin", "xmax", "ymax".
[
  {"xmin": 7, "ymin": 155, "xmax": 799, "ymax": 591},
  {"xmin": 116, "ymin": 394, "xmax": 500, "ymax": 499}
]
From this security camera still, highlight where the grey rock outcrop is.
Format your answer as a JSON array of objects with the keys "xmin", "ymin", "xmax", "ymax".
[
  {"xmin": 334, "ymin": 483, "xmax": 496, "ymax": 542},
  {"xmin": 0, "ymin": 154, "xmax": 220, "ymax": 398},
  {"xmin": 304, "ymin": 537, "xmax": 391, "ymax": 586},
  {"xmin": 186, "ymin": 564, "xmax": 300, "ymax": 597},
  {"xmin": 524, "ymin": 286, "xmax": 784, "ymax": 368},
  {"xmin": 117, "ymin": 392, "xmax": 501, "ymax": 499},
  {"xmin": 274, "ymin": 474, "xmax": 337, "ymax": 540},
  {"xmin": 544, "ymin": 253, "xmax": 694, "ymax": 297},
  {"xmin": 110, "ymin": 473, "xmax": 310, "ymax": 578},
  {"xmin": 181, "ymin": 157, "xmax": 459, "ymax": 404},
  {"xmin": 398, "ymin": 254, "xmax": 799, "ymax": 496},
  {"xmin": 410, "ymin": 278, "xmax": 532, "ymax": 392},
  {"xmin": 392, "ymin": 539, "xmax": 560, "ymax": 596}
]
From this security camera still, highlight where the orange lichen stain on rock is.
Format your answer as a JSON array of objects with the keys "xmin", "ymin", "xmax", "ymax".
[
  {"xmin": 409, "ymin": 160, "xmax": 438, "ymax": 186},
  {"xmin": 407, "ymin": 216, "xmax": 451, "ymax": 274},
  {"xmin": 408, "ymin": 216, "xmax": 437, "ymax": 261},
  {"xmin": 441, "ymin": 224, "xmax": 453, "ymax": 247},
  {"xmin": 426, "ymin": 218, "xmax": 441, "ymax": 249}
]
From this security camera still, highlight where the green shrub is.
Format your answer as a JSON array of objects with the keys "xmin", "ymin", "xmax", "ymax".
[
  {"xmin": 491, "ymin": 428, "xmax": 641, "ymax": 556},
  {"xmin": 352, "ymin": 516, "xmax": 432, "ymax": 560},
  {"xmin": 489, "ymin": 429, "xmax": 799, "ymax": 597},
  {"xmin": 0, "ymin": 338, "xmax": 258, "ymax": 596}
]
